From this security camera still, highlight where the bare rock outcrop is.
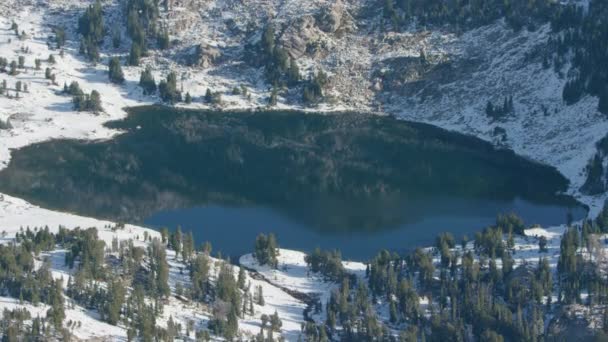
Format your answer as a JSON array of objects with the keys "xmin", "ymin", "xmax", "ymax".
[
  {"xmin": 316, "ymin": 0, "xmax": 354, "ymax": 34},
  {"xmin": 278, "ymin": 15, "xmax": 321, "ymax": 59},
  {"xmin": 193, "ymin": 44, "xmax": 222, "ymax": 68}
]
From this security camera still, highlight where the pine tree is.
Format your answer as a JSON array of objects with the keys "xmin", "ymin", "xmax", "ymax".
[
  {"xmin": 78, "ymin": 0, "xmax": 104, "ymax": 44},
  {"xmin": 389, "ymin": 300, "xmax": 398, "ymax": 323},
  {"xmin": 105, "ymin": 279, "xmax": 126, "ymax": 325},
  {"xmin": 302, "ymin": 70, "xmax": 328, "ymax": 104},
  {"xmin": 157, "ymin": 30, "xmax": 170, "ymax": 50},
  {"xmin": 171, "ymin": 226, "xmax": 182, "ymax": 255},
  {"xmin": 129, "ymin": 43, "xmax": 142, "ymax": 66},
  {"xmin": 205, "ymin": 88, "xmax": 213, "ymax": 103},
  {"xmin": 190, "ymin": 254, "xmax": 210, "ymax": 301},
  {"xmin": 237, "ymin": 266, "xmax": 246, "ymax": 290},
  {"xmin": 54, "ymin": 27, "xmax": 66, "ymax": 48},
  {"xmin": 47, "ymin": 278, "xmax": 65, "ymax": 329},
  {"xmin": 9, "ymin": 61, "xmax": 17, "ymax": 75},
  {"xmin": 88, "ymin": 90, "xmax": 102, "ymax": 112},
  {"xmin": 149, "ymin": 238, "xmax": 170, "ymax": 297},
  {"xmin": 158, "ymin": 71, "xmax": 181, "ymax": 103},
  {"xmin": 287, "ymin": 58, "xmax": 300, "ymax": 85},
  {"xmin": 225, "ymin": 307, "xmax": 239, "ymax": 340},
  {"xmin": 249, "ymin": 293, "xmax": 254, "ymax": 315},
  {"xmin": 242, "ymin": 293, "xmax": 248, "ymax": 317},
  {"xmin": 268, "ymin": 87, "xmax": 278, "ymax": 106},
  {"xmin": 270, "ymin": 310, "xmax": 282, "ymax": 332},
  {"xmin": 108, "ymin": 57, "xmax": 125, "ymax": 84},
  {"xmin": 182, "ymin": 231, "xmax": 194, "ymax": 261},
  {"xmin": 139, "ymin": 65, "xmax": 157, "ymax": 95},
  {"xmin": 112, "ymin": 29, "xmax": 121, "ymax": 48},
  {"xmin": 254, "ymin": 233, "xmax": 279, "ymax": 268},
  {"xmin": 68, "ymin": 81, "xmax": 82, "ymax": 95},
  {"xmin": 256, "ymin": 285, "xmax": 265, "ymax": 306},
  {"xmin": 201, "ymin": 241, "xmax": 212, "ymax": 255}
]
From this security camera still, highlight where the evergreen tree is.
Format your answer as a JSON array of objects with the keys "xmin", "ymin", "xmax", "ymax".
[
  {"xmin": 78, "ymin": 0, "xmax": 104, "ymax": 44},
  {"xmin": 108, "ymin": 57, "xmax": 125, "ymax": 84},
  {"xmin": 158, "ymin": 71, "xmax": 182, "ymax": 104},
  {"xmin": 270, "ymin": 310, "xmax": 282, "ymax": 332},
  {"xmin": 148, "ymin": 238, "xmax": 170, "ymax": 297},
  {"xmin": 190, "ymin": 254, "xmax": 210, "ymax": 301},
  {"xmin": 160, "ymin": 227, "xmax": 169, "ymax": 244},
  {"xmin": 139, "ymin": 65, "xmax": 157, "ymax": 95},
  {"xmin": 129, "ymin": 43, "xmax": 142, "ymax": 66},
  {"xmin": 204, "ymin": 88, "xmax": 212, "ymax": 103},
  {"xmin": 170, "ymin": 226, "xmax": 182, "ymax": 255},
  {"xmin": 182, "ymin": 231, "xmax": 194, "ymax": 261},
  {"xmin": 9, "ymin": 61, "xmax": 17, "ymax": 76},
  {"xmin": 287, "ymin": 58, "xmax": 300, "ymax": 85},
  {"xmin": 54, "ymin": 27, "xmax": 66, "ymax": 48},
  {"xmin": 157, "ymin": 29, "xmax": 170, "ymax": 50},
  {"xmin": 88, "ymin": 90, "xmax": 103, "ymax": 112},
  {"xmin": 237, "ymin": 266, "xmax": 246, "ymax": 290},
  {"xmin": 303, "ymin": 70, "xmax": 328, "ymax": 104},
  {"xmin": 112, "ymin": 29, "xmax": 121, "ymax": 48},
  {"xmin": 105, "ymin": 279, "xmax": 126, "ymax": 325},
  {"xmin": 256, "ymin": 285, "xmax": 265, "ymax": 306},
  {"xmin": 389, "ymin": 300, "xmax": 398, "ymax": 323},
  {"xmin": 268, "ymin": 87, "xmax": 278, "ymax": 106},
  {"xmin": 47, "ymin": 278, "xmax": 65, "ymax": 329},
  {"xmin": 254, "ymin": 233, "xmax": 279, "ymax": 268}
]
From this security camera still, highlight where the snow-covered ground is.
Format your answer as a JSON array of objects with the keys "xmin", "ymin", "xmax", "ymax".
[
  {"xmin": 240, "ymin": 249, "xmax": 366, "ymax": 322},
  {"xmin": 383, "ymin": 20, "xmax": 608, "ymax": 216},
  {"xmin": 0, "ymin": 296, "xmax": 128, "ymax": 340},
  {"xmin": 0, "ymin": 193, "xmax": 314, "ymax": 340}
]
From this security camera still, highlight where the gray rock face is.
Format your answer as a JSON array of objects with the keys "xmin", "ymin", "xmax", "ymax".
[
  {"xmin": 316, "ymin": 0, "xmax": 355, "ymax": 34},
  {"xmin": 194, "ymin": 44, "xmax": 222, "ymax": 68},
  {"xmin": 317, "ymin": 1, "xmax": 343, "ymax": 33},
  {"xmin": 279, "ymin": 15, "xmax": 320, "ymax": 59}
]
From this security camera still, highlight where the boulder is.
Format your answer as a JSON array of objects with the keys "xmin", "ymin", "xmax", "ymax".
[
  {"xmin": 194, "ymin": 44, "xmax": 221, "ymax": 68},
  {"xmin": 279, "ymin": 15, "xmax": 319, "ymax": 59},
  {"xmin": 317, "ymin": 0, "xmax": 344, "ymax": 33}
]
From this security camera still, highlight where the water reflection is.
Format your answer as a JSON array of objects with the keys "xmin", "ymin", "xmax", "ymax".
[{"xmin": 0, "ymin": 107, "xmax": 586, "ymax": 259}]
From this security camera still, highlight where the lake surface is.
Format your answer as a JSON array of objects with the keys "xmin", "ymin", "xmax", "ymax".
[
  {"xmin": 145, "ymin": 199, "xmax": 582, "ymax": 260},
  {"xmin": 0, "ymin": 106, "xmax": 586, "ymax": 260}
]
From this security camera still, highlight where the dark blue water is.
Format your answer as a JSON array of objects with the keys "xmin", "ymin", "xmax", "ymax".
[
  {"xmin": 145, "ymin": 197, "xmax": 585, "ymax": 260},
  {"xmin": 0, "ymin": 107, "xmax": 587, "ymax": 261}
]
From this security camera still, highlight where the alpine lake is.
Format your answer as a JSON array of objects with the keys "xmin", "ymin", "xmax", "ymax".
[{"xmin": 0, "ymin": 106, "xmax": 587, "ymax": 260}]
